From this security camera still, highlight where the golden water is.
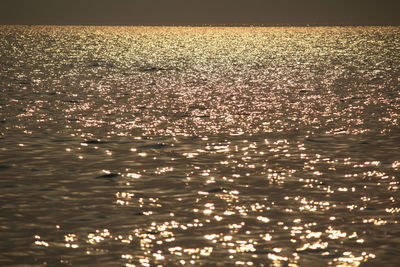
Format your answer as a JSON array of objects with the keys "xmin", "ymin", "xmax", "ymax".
[{"xmin": 0, "ymin": 26, "xmax": 399, "ymax": 266}]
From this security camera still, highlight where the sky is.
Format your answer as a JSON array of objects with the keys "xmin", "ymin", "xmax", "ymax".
[{"xmin": 0, "ymin": 0, "xmax": 399, "ymax": 26}]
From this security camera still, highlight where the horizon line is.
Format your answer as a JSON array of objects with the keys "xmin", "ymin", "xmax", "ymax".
[{"xmin": 1, "ymin": 23, "xmax": 400, "ymax": 27}]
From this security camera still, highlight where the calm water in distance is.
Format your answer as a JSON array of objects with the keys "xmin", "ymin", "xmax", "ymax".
[{"xmin": 0, "ymin": 26, "xmax": 400, "ymax": 266}]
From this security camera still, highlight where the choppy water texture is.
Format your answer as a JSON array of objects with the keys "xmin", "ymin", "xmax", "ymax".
[{"xmin": 1, "ymin": 26, "xmax": 400, "ymax": 266}]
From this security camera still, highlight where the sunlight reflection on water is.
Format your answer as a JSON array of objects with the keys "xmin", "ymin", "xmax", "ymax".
[{"xmin": 0, "ymin": 26, "xmax": 399, "ymax": 266}]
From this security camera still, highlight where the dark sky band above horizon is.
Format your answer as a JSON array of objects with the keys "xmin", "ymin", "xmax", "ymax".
[{"xmin": 1, "ymin": 0, "xmax": 399, "ymax": 26}]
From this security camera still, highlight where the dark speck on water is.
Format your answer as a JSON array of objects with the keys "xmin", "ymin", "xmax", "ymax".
[
  {"xmin": 96, "ymin": 173, "xmax": 120, "ymax": 179},
  {"xmin": 138, "ymin": 67, "xmax": 178, "ymax": 72},
  {"xmin": 206, "ymin": 187, "xmax": 228, "ymax": 193},
  {"xmin": 138, "ymin": 143, "xmax": 169, "ymax": 149},
  {"xmin": 83, "ymin": 139, "xmax": 110, "ymax": 145},
  {"xmin": 0, "ymin": 164, "xmax": 13, "ymax": 170}
]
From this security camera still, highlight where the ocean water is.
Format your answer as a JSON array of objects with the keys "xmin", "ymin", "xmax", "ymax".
[{"xmin": 0, "ymin": 26, "xmax": 399, "ymax": 266}]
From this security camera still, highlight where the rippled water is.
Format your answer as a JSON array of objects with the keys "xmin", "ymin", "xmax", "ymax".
[{"xmin": 1, "ymin": 26, "xmax": 400, "ymax": 266}]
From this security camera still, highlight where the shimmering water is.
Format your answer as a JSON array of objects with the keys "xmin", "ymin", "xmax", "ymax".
[{"xmin": 0, "ymin": 26, "xmax": 399, "ymax": 266}]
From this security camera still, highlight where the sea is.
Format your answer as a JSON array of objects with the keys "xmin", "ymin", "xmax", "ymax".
[{"xmin": 0, "ymin": 26, "xmax": 399, "ymax": 266}]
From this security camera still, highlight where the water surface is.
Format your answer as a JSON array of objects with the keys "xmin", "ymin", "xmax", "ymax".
[{"xmin": 0, "ymin": 26, "xmax": 400, "ymax": 266}]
